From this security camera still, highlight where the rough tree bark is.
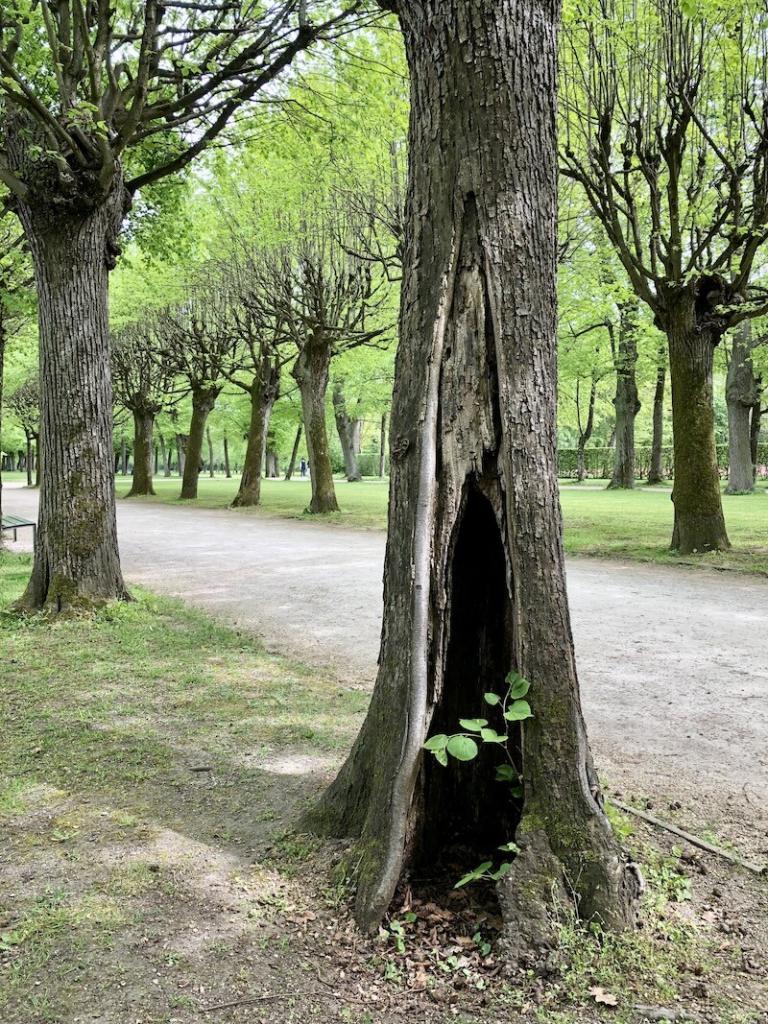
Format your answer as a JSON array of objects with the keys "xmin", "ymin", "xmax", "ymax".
[
  {"xmin": 608, "ymin": 305, "xmax": 640, "ymax": 489},
  {"xmin": 127, "ymin": 409, "xmax": 156, "ymax": 496},
  {"xmin": 726, "ymin": 325, "xmax": 758, "ymax": 494},
  {"xmin": 232, "ymin": 361, "xmax": 279, "ymax": 507},
  {"xmin": 285, "ymin": 425, "xmax": 303, "ymax": 480},
  {"xmin": 11, "ymin": 164, "xmax": 129, "ymax": 611},
  {"xmin": 180, "ymin": 390, "xmax": 218, "ymax": 499},
  {"xmin": 667, "ymin": 297, "xmax": 730, "ymax": 552},
  {"xmin": 309, "ymin": 0, "xmax": 638, "ymax": 948},
  {"xmin": 292, "ymin": 343, "xmax": 339, "ymax": 512},
  {"xmin": 648, "ymin": 344, "xmax": 666, "ymax": 484},
  {"xmin": 333, "ymin": 383, "xmax": 363, "ymax": 482}
]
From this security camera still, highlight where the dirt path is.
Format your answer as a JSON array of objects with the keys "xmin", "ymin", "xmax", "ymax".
[{"xmin": 5, "ymin": 484, "xmax": 767, "ymax": 854}]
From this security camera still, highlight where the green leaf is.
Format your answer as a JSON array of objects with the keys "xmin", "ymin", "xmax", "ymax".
[
  {"xmin": 498, "ymin": 841, "xmax": 521, "ymax": 854},
  {"xmin": 504, "ymin": 700, "xmax": 533, "ymax": 722},
  {"xmin": 458, "ymin": 718, "xmax": 487, "ymax": 732},
  {"xmin": 509, "ymin": 677, "xmax": 530, "ymax": 699},
  {"xmin": 489, "ymin": 861, "xmax": 514, "ymax": 881},
  {"xmin": 423, "ymin": 733, "xmax": 449, "ymax": 751},
  {"xmin": 454, "ymin": 861, "xmax": 493, "ymax": 888},
  {"xmin": 446, "ymin": 735, "xmax": 479, "ymax": 761},
  {"xmin": 435, "ymin": 749, "xmax": 448, "ymax": 767},
  {"xmin": 495, "ymin": 764, "xmax": 517, "ymax": 782},
  {"xmin": 480, "ymin": 727, "xmax": 506, "ymax": 743},
  {"xmin": 483, "ymin": 692, "xmax": 500, "ymax": 706}
]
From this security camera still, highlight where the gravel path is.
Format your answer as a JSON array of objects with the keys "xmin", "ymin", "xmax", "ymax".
[{"xmin": 5, "ymin": 484, "xmax": 767, "ymax": 852}]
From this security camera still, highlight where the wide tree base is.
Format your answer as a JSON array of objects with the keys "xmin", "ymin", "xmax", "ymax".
[
  {"xmin": 15, "ymin": 565, "xmax": 131, "ymax": 617},
  {"xmin": 306, "ymin": 495, "xmax": 340, "ymax": 514},
  {"xmin": 125, "ymin": 486, "xmax": 156, "ymax": 497},
  {"xmin": 671, "ymin": 511, "xmax": 731, "ymax": 554}
]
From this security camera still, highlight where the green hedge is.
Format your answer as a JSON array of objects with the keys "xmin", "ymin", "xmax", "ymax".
[{"xmin": 558, "ymin": 443, "xmax": 768, "ymax": 479}]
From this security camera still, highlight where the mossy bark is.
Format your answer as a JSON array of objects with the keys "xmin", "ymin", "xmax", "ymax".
[
  {"xmin": 292, "ymin": 343, "xmax": 339, "ymax": 513},
  {"xmin": 308, "ymin": 0, "xmax": 638, "ymax": 947},
  {"xmin": 180, "ymin": 388, "xmax": 218, "ymax": 500},
  {"xmin": 126, "ymin": 410, "xmax": 156, "ymax": 497},
  {"xmin": 667, "ymin": 302, "xmax": 730, "ymax": 553},
  {"xmin": 13, "ymin": 176, "xmax": 130, "ymax": 613}
]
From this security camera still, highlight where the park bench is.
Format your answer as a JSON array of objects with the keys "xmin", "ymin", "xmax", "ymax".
[{"xmin": 1, "ymin": 514, "xmax": 36, "ymax": 546}]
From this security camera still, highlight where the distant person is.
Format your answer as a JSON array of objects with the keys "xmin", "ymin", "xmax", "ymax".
[{"xmin": 300, "ymin": 458, "xmax": 307, "ymax": 477}]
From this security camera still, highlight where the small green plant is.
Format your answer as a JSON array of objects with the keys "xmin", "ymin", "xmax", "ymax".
[{"xmin": 423, "ymin": 671, "xmax": 533, "ymax": 886}]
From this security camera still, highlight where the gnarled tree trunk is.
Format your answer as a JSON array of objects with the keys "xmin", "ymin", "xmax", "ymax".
[
  {"xmin": 309, "ymin": 0, "xmax": 637, "ymax": 948},
  {"xmin": 666, "ymin": 301, "xmax": 730, "ymax": 553},
  {"xmin": 333, "ymin": 383, "xmax": 363, "ymax": 482},
  {"xmin": 725, "ymin": 325, "xmax": 758, "ymax": 494},
  {"xmin": 292, "ymin": 344, "xmax": 339, "ymax": 513},
  {"xmin": 232, "ymin": 363, "xmax": 279, "ymax": 507},
  {"xmin": 180, "ymin": 389, "xmax": 218, "ymax": 499},
  {"xmin": 14, "ymin": 179, "xmax": 129, "ymax": 612},
  {"xmin": 608, "ymin": 304, "xmax": 640, "ymax": 489},
  {"xmin": 126, "ymin": 409, "xmax": 155, "ymax": 496},
  {"xmin": 648, "ymin": 344, "xmax": 666, "ymax": 484}
]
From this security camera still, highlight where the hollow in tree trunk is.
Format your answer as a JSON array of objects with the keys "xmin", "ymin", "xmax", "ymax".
[
  {"xmin": 308, "ymin": 0, "xmax": 638, "ymax": 948},
  {"xmin": 232, "ymin": 364, "xmax": 279, "ymax": 507},
  {"xmin": 181, "ymin": 389, "xmax": 218, "ymax": 499},
  {"xmin": 285, "ymin": 425, "xmax": 303, "ymax": 480},
  {"xmin": 725, "ymin": 325, "xmax": 758, "ymax": 494},
  {"xmin": 648, "ymin": 344, "xmax": 666, "ymax": 484},
  {"xmin": 14, "ymin": 178, "xmax": 129, "ymax": 612},
  {"xmin": 126, "ymin": 409, "xmax": 156, "ymax": 497},
  {"xmin": 666, "ymin": 302, "xmax": 730, "ymax": 553},
  {"xmin": 333, "ymin": 383, "xmax": 363, "ymax": 482},
  {"xmin": 608, "ymin": 304, "xmax": 640, "ymax": 489},
  {"xmin": 292, "ymin": 344, "xmax": 339, "ymax": 513}
]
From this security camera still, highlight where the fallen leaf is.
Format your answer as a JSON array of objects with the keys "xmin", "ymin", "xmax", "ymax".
[{"xmin": 589, "ymin": 985, "xmax": 619, "ymax": 1007}]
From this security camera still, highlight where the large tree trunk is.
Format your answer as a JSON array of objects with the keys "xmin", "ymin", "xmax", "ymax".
[
  {"xmin": 14, "ymin": 182, "xmax": 129, "ymax": 612},
  {"xmin": 608, "ymin": 304, "xmax": 640, "ymax": 489},
  {"xmin": 285, "ymin": 425, "xmax": 303, "ymax": 480},
  {"xmin": 232, "ymin": 367, "xmax": 278, "ymax": 507},
  {"xmin": 292, "ymin": 344, "xmax": 339, "ymax": 513},
  {"xmin": 333, "ymin": 382, "xmax": 363, "ymax": 482},
  {"xmin": 725, "ymin": 325, "xmax": 758, "ymax": 494},
  {"xmin": 667, "ymin": 303, "xmax": 730, "ymax": 553},
  {"xmin": 648, "ymin": 345, "xmax": 667, "ymax": 484},
  {"xmin": 309, "ymin": 0, "xmax": 637, "ymax": 947},
  {"xmin": 180, "ymin": 390, "xmax": 217, "ymax": 499},
  {"xmin": 159, "ymin": 434, "xmax": 171, "ymax": 478},
  {"xmin": 126, "ymin": 409, "xmax": 155, "ymax": 497}
]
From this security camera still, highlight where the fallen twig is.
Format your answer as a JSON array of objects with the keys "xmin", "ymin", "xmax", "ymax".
[
  {"xmin": 200, "ymin": 994, "xmax": 282, "ymax": 1012},
  {"xmin": 612, "ymin": 800, "xmax": 767, "ymax": 876}
]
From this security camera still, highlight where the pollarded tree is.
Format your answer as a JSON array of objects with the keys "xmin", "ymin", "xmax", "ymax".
[
  {"xmin": 111, "ymin": 322, "xmax": 177, "ymax": 497},
  {"xmin": 256, "ymin": 224, "xmax": 392, "ymax": 513},
  {"xmin": 0, "ymin": 0, "xmax": 372, "ymax": 612},
  {"xmin": 562, "ymin": 0, "xmax": 768, "ymax": 553},
  {"xmin": 216, "ymin": 260, "xmax": 290, "ymax": 508},
  {"xmin": 157, "ymin": 293, "xmax": 236, "ymax": 500},
  {"xmin": 310, "ymin": 0, "xmax": 639, "ymax": 948},
  {"xmin": 7, "ymin": 376, "xmax": 40, "ymax": 487}
]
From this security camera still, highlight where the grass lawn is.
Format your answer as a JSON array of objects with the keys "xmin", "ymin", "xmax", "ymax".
[
  {"xmin": 1, "ymin": 550, "xmax": 766, "ymax": 1023},
  {"xmin": 112, "ymin": 474, "xmax": 768, "ymax": 575}
]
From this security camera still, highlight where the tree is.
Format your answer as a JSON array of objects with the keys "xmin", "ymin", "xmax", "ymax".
[
  {"xmin": 724, "ymin": 324, "xmax": 764, "ymax": 493},
  {"xmin": 310, "ymin": 0, "xmax": 638, "ymax": 948},
  {"xmin": 6, "ymin": 376, "xmax": 39, "ymax": 487},
  {"xmin": 158, "ymin": 293, "xmax": 235, "ymax": 500},
  {"xmin": 332, "ymin": 382, "xmax": 363, "ymax": 481},
  {"xmin": 562, "ymin": 0, "xmax": 768, "ymax": 552},
  {"xmin": 111, "ymin": 322, "xmax": 176, "ymax": 497},
  {"xmin": 607, "ymin": 302, "xmax": 641, "ymax": 489},
  {"xmin": 648, "ymin": 343, "xmax": 668, "ymax": 485},
  {"xmin": 257, "ymin": 224, "xmax": 391, "ymax": 513},
  {"xmin": 0, "ymin": 0, "xmax": 371, "ymax": 611}
]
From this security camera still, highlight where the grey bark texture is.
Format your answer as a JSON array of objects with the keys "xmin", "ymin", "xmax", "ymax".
[
  {"xmin": 333, "ymin": 383, "xmax": 363, "ymax": 482},
  {"xmin": 309, "ymin": 0, "xmax": 638, "ymax": 947},
  {"xmin": 13, "ymin": 169, "xmax": 129, "ymax": 611},
  {"xmin": 726, "ymin": 325, "xmax": 759, "ymax": 494}
]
